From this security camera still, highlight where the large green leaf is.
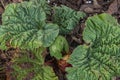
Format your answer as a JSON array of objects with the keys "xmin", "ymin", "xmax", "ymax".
[
  {"xmin": 66, "ymin": 13, "xmax": 120, "ymax": 80},
  {"xmin": 49, "ymin": 36, "xmax": 69, "ymax": 59},
  {"xmin": 53, "ymin": 5, "xmax": 86, "ymax": 34},
  {"xmin": 0, "ymin": 1, "xmax": 59, "ymax": 49},
  {"xmin": 83, "ymin": 13, "xmax": 120, "ymax": 43}
]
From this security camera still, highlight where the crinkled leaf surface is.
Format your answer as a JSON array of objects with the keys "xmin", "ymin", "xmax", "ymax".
[
  {"xmin": 0, "ymin": 1, "xmax": 59, "ymax": 49},
  {"xmin": 49, "ymin": 36, "xmax": 69, "ymax": 59},
  {"xmin": 83, "ymin": 13, "xmax": 120, "ymax": 43},
  {"xmin": 30, "ymin": 0, "xmax": 51, "ymax": 15},
  {"xmin": 53, "ymin": 5, "xmax": 86, "ymax": 34},
  {"xmin": 66, "ymin": 13, "xmax": 120, "ymax": 80},
  {"xmin": 12, "ymin": 49, "xmax": 58, "ymax": 80}
]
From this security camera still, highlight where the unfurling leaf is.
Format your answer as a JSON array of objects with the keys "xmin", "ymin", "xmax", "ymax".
[{"xmin": 49, "ymin": 36, "xmax": 69, "ymax": 59}]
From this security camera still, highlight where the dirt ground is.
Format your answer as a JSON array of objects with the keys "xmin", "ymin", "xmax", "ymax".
[{"xmin": 0, "ymin": 0, "xmax": 120, "ymax": 80}]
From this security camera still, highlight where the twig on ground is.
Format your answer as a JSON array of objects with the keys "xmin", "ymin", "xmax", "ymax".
[{"xmin": 0, "ymin": 0, "xmax": 5, "ymax": 9}]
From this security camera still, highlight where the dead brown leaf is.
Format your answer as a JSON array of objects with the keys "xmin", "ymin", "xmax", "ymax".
[{"xmin": 107, "ymin": 0, "xmax": 118, "ymax": 14}]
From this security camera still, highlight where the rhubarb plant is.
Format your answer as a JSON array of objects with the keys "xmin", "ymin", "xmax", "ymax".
[
  {"xmin": 0, "ymin": 1, "xmax": 59, "ymax": 49},
  {"xmin": 0, "ymin": 1, "xmax": 59, "ymax": 80},
  {"xmin": 0, "ymin": 0, "xmax": 85, "ymax": 79},
  {"xmin": 66, "ymin": 13, "xmax": 120, "ymax": 80}
]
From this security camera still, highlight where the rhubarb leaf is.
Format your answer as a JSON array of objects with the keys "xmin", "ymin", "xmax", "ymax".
[
  {"xmin": 53, "ymin": 5, "xmax": 86, "ymax": 34},
  {"xmin": 30, "ymin": 0, "xmax": 51, "ymax": 15},
  {"xmin": 66, "ymin": 13, "xmax": 120, "ymax": 80},
  {"xmin": 49, "ymin": 36, "xmax": 69, "ymax": 59},
  {"xmin": 12, "ymin": 49, "xmax": 58, "ymax": 80},
  {"xmin": 0, "ymin": 1, "xmax": 59, "ymax": 49}
]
